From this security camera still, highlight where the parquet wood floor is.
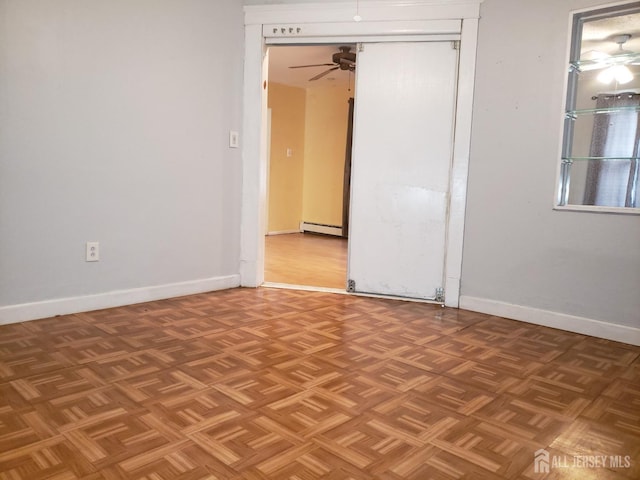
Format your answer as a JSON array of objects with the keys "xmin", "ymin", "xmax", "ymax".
[
  {"xmin": 265, "ymin": 233, "xmax": 347, "ymax": 289},
  {"xmin": 0, "ymin": 287, "xmax": 639, "ymax": 479}
]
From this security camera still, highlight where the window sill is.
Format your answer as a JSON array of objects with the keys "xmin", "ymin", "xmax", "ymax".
[{"xmin": 554, "ymin": 204, "xmax": 640, "ymax": 215}]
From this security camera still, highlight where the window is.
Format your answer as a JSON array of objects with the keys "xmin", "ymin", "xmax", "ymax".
[{"xmin": 557, "ymin": 2, "xmax": 640, "ymax": 212}]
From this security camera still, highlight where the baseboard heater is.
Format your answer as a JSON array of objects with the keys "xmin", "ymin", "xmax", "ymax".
[{"xmin": 300, "ymin": 222, "xmax": 343, "ymax": 237}]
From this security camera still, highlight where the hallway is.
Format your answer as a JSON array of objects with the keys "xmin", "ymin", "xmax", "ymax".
[{"xmin": 265, "ymin": 233, "xmax": 347, "ymax": 290}]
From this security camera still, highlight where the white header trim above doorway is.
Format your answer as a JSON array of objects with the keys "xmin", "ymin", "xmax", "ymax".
[
  {"xmin": 244, "ymin": 1, "xmax": 483, "ymax": 25},
  {"xmin": 266, "ymin": 34, "xmax": 460, "ymax": 45},
  {"xmin": 263, "ymin": 19, "xmax": 461, "ymax": 39}
]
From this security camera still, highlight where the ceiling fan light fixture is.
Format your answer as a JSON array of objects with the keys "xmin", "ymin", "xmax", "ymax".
[
  {"xmin": 585, "ymin": 32, "xmax": 637, "ymax": 83},
  {"xmin": 613, "ymin": 34, "xmax": 632, "ymax": 47},
  {"xmin": 597, "ymin": 64, "xmax": 634, "ymax": 84}
]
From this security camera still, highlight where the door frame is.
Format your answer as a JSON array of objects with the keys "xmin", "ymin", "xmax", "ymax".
[{"xmin": 240, "ymin": 0, "xmax": 482, "ymax": 308}]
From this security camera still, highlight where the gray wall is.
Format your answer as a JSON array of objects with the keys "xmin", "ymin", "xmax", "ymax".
[
  {"xmin": 463, "ymin": 0, "xmax": 640, "ymax": 327},
  {"xmin": 0, "ymin": 0, "xmax": 244, "ymax": 306}
]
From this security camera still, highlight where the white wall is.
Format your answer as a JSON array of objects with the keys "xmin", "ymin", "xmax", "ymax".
[
  {"xmin": 462, "ymin": 0, "xmax": 640, "ymax": 329},
  {"xmin": 0, "ymin": 0, "xmax": 244, "ymax": 316},
  {"xmin": 302, "ymin": 85, "xmax": 351, "ymax": 227}
]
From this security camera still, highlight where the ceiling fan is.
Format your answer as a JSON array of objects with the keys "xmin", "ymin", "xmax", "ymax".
[
  {"xmin": 581, "ymin": 34, "xmax": 639, "ymax": 69},
  {"xmin": 581, "ymin": 34, "xmax": 639, "ymax": 84},
  {"xmin": 289, "ymin": 46, "xmax": 356, "ymax": 81}
]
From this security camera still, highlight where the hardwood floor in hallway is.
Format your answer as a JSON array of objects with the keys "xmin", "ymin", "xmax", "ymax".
[
  {"xmin": 0, "ymin": 287, "xmax": 638, "ymax": 479},
  {"xmin": 265, "ymin": 233, "xmax": 348, "ymax": 290}
]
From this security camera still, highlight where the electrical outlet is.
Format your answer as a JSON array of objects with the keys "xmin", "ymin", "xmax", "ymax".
[{"xmin": 86, "ymin": 242, "xmax": 99, "ymax": 262}]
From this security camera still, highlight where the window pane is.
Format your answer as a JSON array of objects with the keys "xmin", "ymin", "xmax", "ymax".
[{"xmin": 558, "ymin": 4, "xmax": 640, "ymax": 210}]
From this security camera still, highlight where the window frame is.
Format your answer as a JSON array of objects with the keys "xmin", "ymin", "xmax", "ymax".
[{"xmin": 554, "ymin": 1, "xmax": 640, "ymax": 215}]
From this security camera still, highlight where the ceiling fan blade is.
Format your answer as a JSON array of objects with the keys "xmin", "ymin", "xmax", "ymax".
[
  {"xmin": 339, "ymin": 57, "xmax": 356, "ymax": 67},
  {"xmin": 289, "ymin": 63, "xmax": 335, "ymax": 69},
  {"xmin": 309, "ymin": 66, "xmax": 339, "ymax": 81},
  {"xmin": 580, "ymin": 63, "xmax": 606, "ymax": 71}
]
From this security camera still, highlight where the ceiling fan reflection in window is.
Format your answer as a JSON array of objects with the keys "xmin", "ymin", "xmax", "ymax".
[
  {"xmin": 579, "ymin": 34, "xmax": 640, "ymax": 84},
  {"xmin": 289, "ymin": 46, "xmax": 356, "ymax": 81}
]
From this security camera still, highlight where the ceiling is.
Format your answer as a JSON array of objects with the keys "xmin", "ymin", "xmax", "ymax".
[
  {"xmin": 268, "ymin": 44, "xmax": 356, "ymax": 89},
  {"xmin": 581, "ymin": 12, "xmax": 640, "ymax": 56}
]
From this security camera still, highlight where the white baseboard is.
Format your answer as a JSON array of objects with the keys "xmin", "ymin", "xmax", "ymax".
[
  {"xmin": 0, "ymin": 275, "xmax": 240, "ymax": 326},
  {"xmin": 459, "ymin": 296, "xmax": 640, "ymax": 346},
  {"xmin": 267, "ymin": 229, "xmax": 301, "ymax": 235},
  {"xmin": 300, "ymin": 222, "xmax": 343, "ymax": 237}
]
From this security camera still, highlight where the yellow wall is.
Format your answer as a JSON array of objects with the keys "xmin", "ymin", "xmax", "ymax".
[
  {"xmin": 267, "ymin": 82, "xmax": 306, "ymax": 233},
  {"xmin": 302, "ymin": 85, "xmax": 352, "ymax": 226}
]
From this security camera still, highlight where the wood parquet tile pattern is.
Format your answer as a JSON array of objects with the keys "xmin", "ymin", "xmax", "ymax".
[{"xmin": 1, "ymin": 288, "xmax": 639, "ymax": 479}]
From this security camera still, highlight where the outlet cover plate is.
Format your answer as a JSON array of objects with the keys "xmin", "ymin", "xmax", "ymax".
[{"xmin": 86, "ymin": 242, "xmax": 99, "ymax": 262}]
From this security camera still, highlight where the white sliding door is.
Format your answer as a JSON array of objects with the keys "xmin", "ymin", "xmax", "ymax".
[{"xmin": 348, "ymin": 41, "xmax": 458, "ymax": 300}]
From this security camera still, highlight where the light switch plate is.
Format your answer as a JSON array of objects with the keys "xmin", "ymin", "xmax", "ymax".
[{"xmin": 229, "ymin": 131, "xmax": 239, "ymax": 148}]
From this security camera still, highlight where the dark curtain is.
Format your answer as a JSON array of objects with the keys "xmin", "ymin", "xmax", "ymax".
[{"xmin": 583, "ymin": 92, "xmax": 640, "ymax": 207}]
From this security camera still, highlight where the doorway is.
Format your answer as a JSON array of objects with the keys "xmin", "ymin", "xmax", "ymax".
[
  {"xmin": 241, "ymin": 2, "xmax": 481, "ymax": 307},
  {"xmin": 264, "ymin": 45, "xmax": 354, "ymax": 290},
  {"xmin": 265, "ymin": 41, "xmax": 458, "ymax": 300}
]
